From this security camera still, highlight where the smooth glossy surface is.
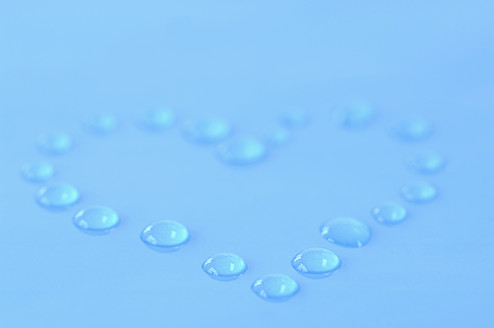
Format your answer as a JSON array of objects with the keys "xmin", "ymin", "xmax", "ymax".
[
  {"xmin": 140, "ymin": 220, "xmax": 190, "ymax": 252},
  {"xmin": 406, "ymin": 152, "xmax": 446, "ymax": 174},
  {"xmin": 320, "ymin": 217, "xmax": 372, "ymax": 248},
  {"xmin": 336, "ymin": 103, "xmax": 376, "ymax": 129},
  {"xmin": 21, "ymin": 162, "xmax": 54, "ymax": 182},
  {"xmin": 36, "ymin": 184, "xmax": 80, "ymax": 209},
  {"xmin": 372, "ymin": 203, "xmax": 407, "ymax": 225},
  {"xmin": 202, "ymin": 253, "xmax": 247, "ymax": 281},
  {"xmin": 393, "ymin": 119, "xmax": 433, "ymax": 142},
  {"xmin": 401, "ymin": 181, "xmax": 437, "ymax": 203},
  {"xmin": 291, "ymin": 248, "xmax": 341, "ymax": 279},
  {"xmin": 216, "ymin": 137, "xmax": 267, "ymax": 165},
  {"xmin": 87, "ymin": 113, "xmax": 118, "ymax": 134},
  {"xmin": 182, "ymin": 117, "xmax": 231, "ymax": 144},
  {"xmin": 280, "ymin": 110, "xmax": 309, "ymax": 128},
  {"xmin": 251, "ymin": 274, "xmax": 299, "ymax": 302},
  {"xmin": 73, "ymin": 206, "xmax": 120, "ymax": 235},
  {"xmin": 140, "ymin": 108, "xmax": 175, "ymax": 131},
  {"xmin": 36, "ymin": 133, "xmax": 73, "ymax": 155}
]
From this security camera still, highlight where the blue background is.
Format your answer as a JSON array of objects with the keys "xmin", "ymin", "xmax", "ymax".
[{"xmin": 1, "ymin": 1, "xmax": 493, "ymax": 327}]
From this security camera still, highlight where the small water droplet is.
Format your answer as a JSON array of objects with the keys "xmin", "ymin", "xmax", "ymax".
[
  {"xmin": 36, "ymin": 184, "xmax": 80, "ymax": 209},
  {"xmin": 265, "ymin": 127, "xmax": 291, "ymax": 147},
  {"xmin": 336, "ymin": 103, "xmax": 376, "ymax": 129},
  {"xmin": 140, "ymin": 220, "xmax": 190, "ymax": 252},
  {"xmin": 87, "ymin": 113, "xmax": 118, "ymax": 134},
  {"xmin": 182, "ymin": 117, "xmax": 231, "ymax": 144},
  {"xmin": 280, "ymin": 110, "xmax": 309, "ymax": 128},
  {"xmin": 291, "ymin": 248, "xmax": 341, "ymax": 279},
  {"xmin": 216, "ymin": 137, "xmax": 267, "ymax": 165},
  {"xmin": 401, "ymin": 181, "xmax": 437, "ymax": 203},
  {"xmin": 37, "ymin": 133, "xmax": 73, "ymax": 155},
  {"xmin": 393, "ymin": 119, "xmax": 433, "ymax": 142},
  {"xmin": 202, "ymin": 253, "xmax": 247, "ymax": 281},
  {"xmin": 406, "ymin": 152, "xmax": 446, "ymax": 174},
  {"xmin": 140, "ymin": 108, "xmax": 175, "ymax": 131},
  {"xmin": 251, "ymin": 274, "xmax": 299, "ymax": 302},
  {"xmin": 372, "ymin": 203, "xmax": 407, "ymax": 225},
  {"xmin": 320, "ymin": 217, "xmax": 371, "ymax": 248},
  {"xmin": 73, "ymin": 206, "xmax": 120, "ymax": 235},
  {"xmin": 21, "ymin": 162, "xmax": 54, "ymax": 182}
]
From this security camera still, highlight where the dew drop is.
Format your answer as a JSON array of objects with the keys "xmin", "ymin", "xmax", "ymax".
[
  {"xmin": 140, "ymin": 220, "xmax": 190, "ymax": 252},
  {"xmin": 140, "ymin": 108, "xmax": 175, "ymax": 131},
  {"xmin": 372, "ymin": 203, "xmax": 407, "ymax": 225},
  {"xmin": 37, "ymin": 133, "xmax": 73, "ymax": 155},
  {"xmin": 182, "ymin": 117, "xmax": 231, "ymax": 144},
  {"xmin": 216, "ymin": 137, "xmax": 267, "ymax": 166},
  {"xmin": 251, "ymin": 274, "xmax": 299, "ymax": 302},
  {"xmin": 291, "ymin": 247, "xmax": 341, "ymax": 279},
  {"xmin": 265, "ymin": 127, "xmax": 291, "ymax": 147},
  {"xmin": 36, "ymin": 184, "xmax": 80, "ymax": 209},
  {"xmin": 280, "ymin": 110, "xmax": 309, "ymax": 128},
  {"xmin": 400, "ymin": 181, "xmax": 437, "ymax": 203},
  {"xmin": 87, "ymin": 113, "xmax": 118, "ymax": 134},
  {"xmin": 393, "ymin": 119, "xmax": 433, "ymax": 142},
  {"xmin": 320, "ymin": 217, "xmax": 371, "ymax": 248},
  {"xmin": 406, "ymin": 152, "xmax": 446, "ymax": 174},
  {"xmin": 73, "ymin": 206, "xmax": 120, "ymax": 235},
  {"xmin": 336, "ymin": 103, "xmax": 376, "ymax": 129},
  {"xmin": 21, "ymin": 162, "xmax": 54, "ymax": 182},
  {"xmin": 202, "ymin": 253, "xmax": 247, "ymax": 281}
]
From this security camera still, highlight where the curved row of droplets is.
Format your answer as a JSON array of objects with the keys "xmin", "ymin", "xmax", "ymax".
[{"xmin": 21, "ymin": 105, "xmax": 446, "ymax": 302}]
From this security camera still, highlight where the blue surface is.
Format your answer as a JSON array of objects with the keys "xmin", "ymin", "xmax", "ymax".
[{"xmin": 1, "ymin": 1, "xmax": 494, "ymax": 327}]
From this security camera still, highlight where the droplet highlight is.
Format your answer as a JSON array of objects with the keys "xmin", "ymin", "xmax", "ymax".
[
  {"xmin": 280, "ymin": 110, "xmax": 309, "ymax": 128},
  {"xmin": 87, "ymin": 113, "xmax": 118, "ymax": 134},
  {"xmin": 73, "ymin": 206, "xmax": 120, "ymax": 235},
  {"xmin": 291, "ymin": 248, "xmax": 341, "ymax": 279},
  {"xmin": 265, "ymin": 127, "xmax": 291, "ymax": 147},
  {"xmin": 202, "ymin": 253, "xmax": 247, "ymax": 281},
  {"xmin": 406, "ymin": 152, "xmax": 446, "ymax": 174},
  {"xmin": 401, "ymin": 181, "xmax": 437, "ymax": 203},
  {"xmin": 140, "ymin": 220, "xmax": 190, "ymax": 252},
  {"xmin": 140, "ymin": 108, "xmax": 175, "ymax": 131},
  {"xmin": 320, "ymin": 217, "xmax": 371, "ymax": 248},
  {"xmin": 216, "ymin": 137, "xmax": 267, "ymax": 165},
  {"xmin": 37, "ymin": 133, "xmax": 73, "ymax": 155},
  {"xmin": 36, "ymin": 184, "xmax": 80, "ymax": 210},
  {"xmin": 393, "ymin": 119, "xmax": 433, "ymax": 142},
  {"xmin": 372, "ymin": 203, "xmax": 407, "ymax": 225},
  {"xmin": 182, "ymin": 117, "xmax": 231, "ymax": 144},
  {"xmin": 21, "ymin": 162, "xmax": 54, "ymax": 182},
  {"xmin": 251, "ymin": 274, "xmax": 299, "ymax": 302},
  {"xmin": 336, "ymin": 103, "xmax": 376, "ymax": 129}
]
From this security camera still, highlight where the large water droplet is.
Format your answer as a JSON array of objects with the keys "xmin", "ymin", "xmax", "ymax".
[
  {"xmin": 372, "ymin": 203, "xmax": 407, "ymax": 225},
  {"xmin": 202, "ymin": 253, "xmax": 247, "ymax": 281},
  {"xmin": 140, "ymin": 108, "xmax": 175, "ymax": 131},
  {"xmin": 401, "ymin": 181, "xmax": 437, "ymax": 203},
  {"xmin": 216, "ymin": 137, "xmax": 267, "ymax": 165},
  {"xmin": 21, "ymin": 162, "xmax": 54, "ymax": 182},
  {"xmin": 280, "ymin": 110, "xmax": 309, "ymax": 128},
  {"xmin": 336, "ymin": 103, "xmax": 376, "ymax": 129},
  {"xmin": 291, "ymin": 247, "xmax": 341, "ymax": 279},
  {"xmin": 406, "ymin": 152, "xmax": 446, "ymax": 174},
  {"xmin": 37, "ymin": 133, "xmax": 73, "ymax": 155},
  {"xmin": 36, "ymin": 184, "xmax": 80, "ymax": 209},
  {"xmin": 251, "ymin": 274, "xmax": 299, "ymax": 302},
  {"xmin": 140, "ymin": 220, "xmax": 190, "ymax": 252},
  {"xmin": 393, "ymin": 119, "xmax": 433, "ymax": 142},
  {"xmin": 320, "ymin": 217, "xmax": 371, "ymax": 248},
  {"xmin": 87, "ymin": 113, "xmax": 118, "ymax": 134},
  {"xmin": 182, "ymin": 117, "xmax": 231, "ymax": 144},
  {"xmin": 73, "ymin": 206, "xmax": 120, "ymax": 235}
]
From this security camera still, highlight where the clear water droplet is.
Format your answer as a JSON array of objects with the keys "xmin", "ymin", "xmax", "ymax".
[
  {"xmin": 291, "ymin": 248, "xmax": 341, "ymax": 279},
  {"xmin": 73, "ymin": 206, "xmax": 120, "ymax": 235},
  {"xmin": 336, "ymin": 103, "xmax": 376, "ymax": 129},
  {"xmin": 202, "ymin": 253, "xmax": 247, "ymax": 281},
  {"xmin": 21, "ymin": 162, "xmax": 54, "ymax": 182},
  {"xmin": 320, "ymin": 217, "xmax": 371, "ymax": 248},
  {"xmin": 216, "ymin": 137, "xmax": 267, "ymax": 166},
  {"xmin": 280, "ymin": 110, "xmax": 309, "ymax": 128},
  {"xmin": 372, "ymin": 203, "xmax": 407, "ymax": 225},
  {"xmin": 140, "ymin": 220, "xmax": 190, "ymax": 252},
  {"xmin": 87, "ymin": 113, "xmax": 118, "ymax": 134},
  {"xmin": 401, "ymin": 181, "xmax": 437, "ymax": 203},
  {"xmin": 394, "ymin": 119, "xmax": 433, "ymax": 142},
  {"xmin": 36, "ymin": 184, "xmax": 80, "ymax": 209},
  {"xmin": 251, "ymin": 274, "xmax": 299, "ymax": 302},
  {"xmin": 140, "ymin": 108, "xmax": 175, "ymax": 131},
  {"xmin": 406, "ymin": 152, "xmax": 446, "ymax": 174},
  {"xmin": 265, "ymin": 127, "xmax": 291, "ymax": 147},
  {"xmin": 182, "ymin": 117, "xmax": 231, "ymax": 144},
  {"xmin": 37, "ymin": 133, "xmax": 73, "ymax": 155}
]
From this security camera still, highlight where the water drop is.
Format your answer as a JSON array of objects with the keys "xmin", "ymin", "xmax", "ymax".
[
  {"xmin": 21, "ymin": 162, "xmax": 54, "ymax": 182},
  {"xmin": 251, "ymin": 274, "xmax": 299, "ymax": 302},
  {"xmin": 291, "ymin": 248, "xmax": 341, "ymax": 279},
  {"xmin": 87, "ymin": 113, "xmax": 118, "ymax": 134},
  {"xmin": 280, "ymin": 110, "xmax": 309, "ymax": 128},
  {"xmin": 265, "ymin": 127, "xmax": 291, "ymax": 147},
  {"xmin": 182, "ymin": 117, "xmax": 231, "ymax": 144},
  {"xmin": 140, "ymin": 108, "xmax": 175, "ymax": 131},
  {"xmin": 36, "ymin": 184, "xmax": 80, "ymax": 209},
  {"xmin": 406, "ymin": 152, "xmax": 446, "ymax": 174},
  {"xmin": 336, "ymin": 103, "xmax": 376, "ymax": 129},
  {"xmin": 320, "ymin": 217, "xmax": 371, "ymax": 248},
  {"xmin": 216, "ymin": 137, "xmax": 267, "ymax": 165},
  {"xmin": 140, "ymin": 220, "xmax": 190, "ymax": 252},
  {"xmin": 372, "ymin": 203, "xmax": 407, "ymax": 225},
  {"xmin": 73, "ymin": 206, "xmax": 120, "ymax": 235},
  {"xmin": 401, "ymin": 181, "xmax": 437, "ymax": 203},
  {"xmin": 37, "ymin": 133, "xmax": 73, "ymax": 155},
  {"xmin": 202, "ymin": 253, "xmax": 247, "ymax": 281},
  {"xmin": 393, "ymin": 119, "xmax": 433, "ymax": 142}
]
